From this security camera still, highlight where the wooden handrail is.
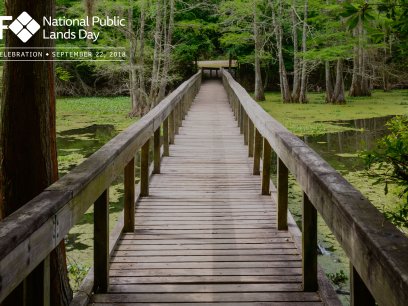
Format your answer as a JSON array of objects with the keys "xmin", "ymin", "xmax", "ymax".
[
  {"xmin": 0, "ymin": 71, "xmax": 202, "ymax": 302},
  {"xmin": 222, "ymin": 69, "xmax": 408, "ymax": 306}
]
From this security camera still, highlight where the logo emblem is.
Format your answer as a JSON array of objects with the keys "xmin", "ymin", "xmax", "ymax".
[{"xmin": 8, "ymin": 12, "xmax": 40, "ymax": 43}]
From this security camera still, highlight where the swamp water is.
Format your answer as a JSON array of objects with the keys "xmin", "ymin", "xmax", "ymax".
[{"xmin": 280, "ymin": 115, "xmax": 394, "ymax": 305}]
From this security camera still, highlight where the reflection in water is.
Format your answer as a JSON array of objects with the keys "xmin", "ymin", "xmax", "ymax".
[{"xmin": 304, "ymin": 116, "xmax": 394, "ymax": 172}]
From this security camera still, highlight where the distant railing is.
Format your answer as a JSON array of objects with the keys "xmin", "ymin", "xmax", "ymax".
[
  {"xmin": 222, "ymin": 69, "xmax": 408, "ymax": 306},
  {"xmin": 0, "ymin": 71, "xmax": 202, "ymax": 303}
]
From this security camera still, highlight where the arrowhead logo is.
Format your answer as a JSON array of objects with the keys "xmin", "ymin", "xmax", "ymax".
[{"xmin": 8, "ymin": 12, "xmax": 40, "ymax": 43}]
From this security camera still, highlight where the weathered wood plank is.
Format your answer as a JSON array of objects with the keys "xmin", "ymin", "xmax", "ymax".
[
  {"xmin": 248, "ymin": 119, "xmax": 254, "ymax": 157},
  {"xmin": 277, "ymin": 157, "xmax": 288, "ymax": 230},
  {"xmin": 115, "ymin": 243, "xmax": 296, "ymax": 251},
  {"xmin": 261, "ymin": 138, "xmax": 271, "ymax": 195},
  {"xmin": 153, "ymin": 128, "xmax": 161, "ymax": 174},
  {"xmin": 123, "ymin": 158, "xmax": 135, "ymax": 232},
  {"xmin": 163, "ymin": 117, "xmax": 170, "ymax": 156},
  {"xmin": 350, "ymin": 265, "xmax": 375, "ymax": 306},
  {"xmin": 109, "ymin": 275, "xmax": 302, "ymax": 284},
  {"xmin": 110, "ymin": 255, "xmax": 300, "ymax": 264},
  {"xmin": 302, "ymin": 193, "xmax": 317, "ymax": 292},
  {"xmin": 108, "ymin": 268, "xmax": 301, "ymax": 277},
  {"xmin": 140, "ymin": 140, "xmax": 150, "ymax": 197},
  {"xmin": 108, "ymin": 283, "xmax": 302, "ymax": 293},
  {"xmin": 92, "ymin": 292, "xmax": 321, "ymax": 303},
  {"xmin": 90, "ymin": 302, "xmax": 323, "ymax": 306},
  {"xmin": 94, "ymin": 190, "xmax": 109, "ymax": 293}
]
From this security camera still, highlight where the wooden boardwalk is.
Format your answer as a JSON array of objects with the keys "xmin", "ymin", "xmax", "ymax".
[{"xmin": 91, "ymin": 80, "xmax": 323, "ymax": 305}]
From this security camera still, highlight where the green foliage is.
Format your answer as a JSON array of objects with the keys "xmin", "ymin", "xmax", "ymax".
[
  {"xmin": 341, "ymin": 2, "xmax": 375, "ymax": 30},
  {"xmin": 327, "ymin": 270, "xmax": 348, "ymax": 287},
  {"xmin": 56, "ymin": 67, "xmax": 73, "ymax": 82},
  {"xmin": 364, "ymin": 115, "xmax": 408, "ymax": 229},
  {"xmin": 67, "ymin": 259, "xmax": 90, "ymax": 291}
]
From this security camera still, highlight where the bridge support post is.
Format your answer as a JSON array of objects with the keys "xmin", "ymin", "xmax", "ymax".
[
  {"xmin": 153, "ymin": 128, "xmax": 161, "ymax": 174},
  {"xmin": 261, "ymin": 139, "xmax": 271, "ymax": 195},
  {"xmin": 277, "ymin": 158, "xmax": 288, "ymax": 230},
  {"xmin": 124, "ymin": 158, "xmax": 135, "ymax": 232},
  {"xmin": 253, "ymin": 129, "xmax": 262, "ymax": 175},
  {"xmin": 239, "ymin": 105, "xmax": 244, "ymax": 134},
  {"xmin": 140, "ymin": 140, "xmax": 150, "ymax": 197},
  {"xmin": 175, "ymin": 105, "xmax": 180, "ymax": 134},
  {"xmin": 182, "ymin": 96, "xmax": 187, "ymax": 120},
  {"xmin": 243, "ymin": 112, "xmax": 248, "ymax": 145},
  {"xmin": 23, "ymin": 255, "xmax": 50, "ymax": 306},
  {"xmin": 179, "ymin": 103, "xmax": 184, "ymax": 126},
  {"xmin": 94, "ymin": 189, "xmax": 109, "ymax": 293},
  {"xmin": 248, "ymin": 120, "xmax": 254, "ymax": 157},
  {"xmin": 163, "ymin": 118, "xmax": 170, "ymax": 156},
  {"xmin": 169, "ymin": 111, "xmax": 175, "ymax": 144},
  {"xmin": 302, "ymin": 193, "xmax": 317, "ymax": 292},
  {"xmin": 350, "ymin": 265, "xmax": 375, "ymax": 306}
]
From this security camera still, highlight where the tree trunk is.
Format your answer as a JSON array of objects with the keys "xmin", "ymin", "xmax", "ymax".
[
  {"xmin": 85, "ymin": 0, "xmax": 95, "ymax": 44},
  {"xmin": 291, "ymin": 2, "xmax": 300, "ymax": 102},
  {"xmin": 128, "ymin": 6, "xmax": 138, "ymax": 112},
  {"xmin": 325, "ymin": 61, "xmax": 333, "ymax": 103},
  {"xmin": 0, "ymin": 0, "xmax": 72, "ymax": 305},
  {"xmin": 332, "ymin": 59, "xmax": 346, "ymax": 104},
  {"xmin": 299, "ymin": 0, "xmax": 308, "ymax": 103},
  {"xmin": 138, "ymin": 0, "xmax": 147, "ymax": 113},
  {"xmin": 349, "ymin": 18, "xmax": 370, "ymax": 97},
  {"xmin": 149, "ymin": 0, "xmax": 163, "ymax": 105},
  {"xmin": 382, "ymin": 29, "xmax": 391, "ymax": 92},
  {"xmin": 272, "ymin": 0, "xmax": 291, "ymax": 102},
  {"xmin": 157, "ymin": 0, "xmax": 175, "ymax": 102},
  {"xmin": 254, "ymin": 4, "xmax": 265, "ymax": 101}
]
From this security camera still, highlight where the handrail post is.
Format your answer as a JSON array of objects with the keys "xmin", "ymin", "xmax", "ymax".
[
  {"xmin": 234, "ymin": 98, "xmax": 238, "ymax": 119},
  {"xmin": 253, "ymin": 129, "xmax": 262, "ymax": 175},
  {"xmin": 43, "ymin": 255, "xmax": 50, "ymax": 306},
  {"xmin": 153, "ymin": 128, "xmax": 161, "ymax": 174},
  {"xmin": 261, "ymin": 138, "xmax": 271, "ymax": 195},
  {"xmin": 94, "ymin": 189, "xmax": 109, "ymax": 293},
  {"xmin": 23, "ymin": 256, "xmax": 50, "ymax": 305},
  {"xmin": 178, "ymin": 103, "xmax": 183, "ymax": 127},
  {"xmin": 243, "ymin": 112, "xmax": 248, "ymax": 145},
  {"xmin": 163, "ymin": 117, "xmax": 170, "ymax": 156},
  {"xmin": 175, "ymin": 104, "xmax": 180, "ymax": 135},
  {"xmin": 124, "ymin": 158, "xmax": 135, "ymax": 232},
  {"xmin": 350, "ymin": 265, "xmax": 375, "ymax": 306},
  {"xmin": 140, "ymin": 139, "xmax": 150, "ymax": 197},
  {"xmin": 248, "ymin": 119, "xmax": 254, "ymax": 157},
  {"xmin": 182, "ymin": 96, "xmax": 187, "ymax": 120},
  {"xmin": 169, "ymin": 111, "xmax": 175, "ymax": 145},
  {"xmin": 277, "ymin": 158, "xmax": 288, "ymax": 230},
  {"xmin": 302, "ymin": 192, "xmax": 317, "ymax": 292},
  {"xmin": 239, "ymin": 105, "xmax": 244, "ymax": 134}
]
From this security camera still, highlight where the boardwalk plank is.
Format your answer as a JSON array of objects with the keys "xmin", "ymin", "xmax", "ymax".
[{"xmin": 91, "ymin": 80, "xmax": 322, "ymax": 304}]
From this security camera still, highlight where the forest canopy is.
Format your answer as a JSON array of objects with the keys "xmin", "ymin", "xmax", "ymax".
[{"xmin": 1, "ymin": 0, "xmax": 408, "ymax": 108}]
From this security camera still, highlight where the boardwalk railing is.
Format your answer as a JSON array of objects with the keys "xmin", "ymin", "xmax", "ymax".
[
  {"xmin": 0, "ymin": 71, "xmax": 201, "ymax": 303},
  {"xmin": 222, "ymin": 69, "xmax": 408, "ymax": 306}
]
